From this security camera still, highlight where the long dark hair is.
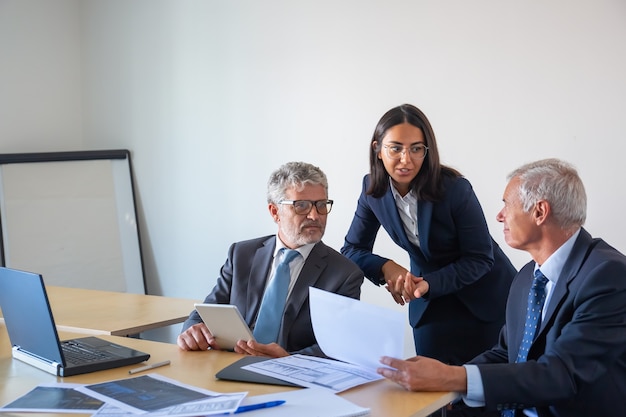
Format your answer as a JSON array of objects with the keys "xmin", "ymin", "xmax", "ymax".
[{"xmin": 367, "ymin": 104, "xmax": 461, "ymax": 200}]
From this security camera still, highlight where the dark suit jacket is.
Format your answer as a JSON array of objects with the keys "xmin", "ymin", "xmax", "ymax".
[
  {"xmin": 342, "ymin": 174, "xmax": 515, "ymax": 328},
  {"xmin": 470, "ymin": 228, "xmax": 626, "ymax": 416},
  {"xmin": 182, "ymin": 235, "xmax": 364, "ymax": 357}
]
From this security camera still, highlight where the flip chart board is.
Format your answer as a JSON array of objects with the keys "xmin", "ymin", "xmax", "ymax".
[{"xmin": 0, "ymin": 150, "xmax": 145, "ymax": 293}]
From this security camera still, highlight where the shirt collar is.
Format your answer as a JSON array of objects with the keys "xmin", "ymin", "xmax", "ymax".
[
  {"xmin": 535, "ymin": 228, "xmax": 581, "ymax": 284},
  {"xmin": 274, "ymin": 236, "xmax": 314, "ymax": 260},
  {"xmin": 389, "ymin": 178, "xmax": 416, "ymax": 203}
]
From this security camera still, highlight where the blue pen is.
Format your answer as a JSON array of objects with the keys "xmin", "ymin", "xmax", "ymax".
[{"xmin": 233, "ymin": 400, "xmax": 286, "ymax": 414}]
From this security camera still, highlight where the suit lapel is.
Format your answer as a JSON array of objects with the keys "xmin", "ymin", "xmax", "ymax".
[
  {"xmin": 246, "ymin": 236, "xmax": 275, "ymax": 323},
  {"xmin": 381, "ymin": 187, "xmax": 429, "ymax": 262},
  {"xmin": 417, "ymin": 200, "xmax": 433, "ymax": 259},
  {"xmin": 381, "ymin": 188, "xmax": 414, "ymax": 248},
  {"xmin": 539, "ymin": 229, "xmax": 593, "ymax": 334},
  {"xmin": 280, "ymin": 242, "xmax": 327, "ymax": 335}
]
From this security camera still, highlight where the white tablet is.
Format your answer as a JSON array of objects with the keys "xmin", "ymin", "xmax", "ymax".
[{"xmin": 194, "ymin": 303, "xmax": 255, "ymax": 350}]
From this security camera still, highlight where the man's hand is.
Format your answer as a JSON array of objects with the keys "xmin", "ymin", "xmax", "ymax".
[
  {"xmin": 234, "ymin": 339, "xmax": 289, "ymax": 358},
  {"xmin": 377, "ymin": 355, "xmax": 467, "ymax": 392},
  {"xmin": 177, "ymin": 323, "xmax": 218, "ymax": 351}
]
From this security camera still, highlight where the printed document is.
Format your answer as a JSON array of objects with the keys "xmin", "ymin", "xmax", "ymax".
[
  {"xmin": 0, "ymin": 383, "xmax": 104, "ymax": 413},
  {"xmin": 2, "ymin": 375, "xmax": 247, "ymax": 416},
  {"xmin": 76, "ymin": 373, "xmax": 246, "ymax": 415},
  {"xmin": 242, "ymin": 288, "xmax": 405, "ymax": 392}
]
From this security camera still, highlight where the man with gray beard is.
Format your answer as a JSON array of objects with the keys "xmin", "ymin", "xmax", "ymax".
[{"xmin": 178, "ymin": 161, "xmax": 364, "ymax": 358}]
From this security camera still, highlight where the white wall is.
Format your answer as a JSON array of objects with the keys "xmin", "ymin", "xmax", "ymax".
[
  {"xmin": 2, "ymin": 0, "xmax": 626, "ymax": 355},
  {"xmin": 0, "ymin": 0, "xmax": 83, "ymax": 152}
]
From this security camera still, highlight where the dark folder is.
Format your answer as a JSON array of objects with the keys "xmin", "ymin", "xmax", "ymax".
[{"xmin": 215, "ymin": 356, "xmax": 303, "ymax": 387}]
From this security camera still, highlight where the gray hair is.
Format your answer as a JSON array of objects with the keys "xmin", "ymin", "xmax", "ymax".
[
  {"xmin": 508, "ymin": 158, "xmax": 586, "ymax": 229},
  {"xmin": 267, "ymin": 161, "xmax": 328, "ymax": 204}
]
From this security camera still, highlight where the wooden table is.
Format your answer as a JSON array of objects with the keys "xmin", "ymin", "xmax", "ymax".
[
  {"xmin": 0, "ymin": 326, "xmax": 459, "ymax": 417},
  {"xmin": 0, "ymin": 286, "xmax": 198, "ymax": 336}
]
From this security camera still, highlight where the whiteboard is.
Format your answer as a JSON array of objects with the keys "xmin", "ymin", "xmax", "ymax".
[{"xmin": 0, "ymin": 150, "xmax": 145, "ymax": 294}]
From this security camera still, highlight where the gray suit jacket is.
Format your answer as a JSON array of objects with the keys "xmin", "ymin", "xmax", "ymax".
[
  {"xmin": 470, "ymin": 228, "xmax": 626, "ymax": 416},
  {"xmin": 182, "ymin": 235, "xmax": 364, "ymax": 357}
]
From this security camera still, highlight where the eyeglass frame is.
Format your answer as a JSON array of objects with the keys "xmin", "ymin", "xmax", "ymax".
[
  {"xmin": 382, "ymin": 143, "xmax": 429, "ymax": 160},
  {"xmin": 278, "ymin": 199, "xmax": 334, "ymax": 215}
]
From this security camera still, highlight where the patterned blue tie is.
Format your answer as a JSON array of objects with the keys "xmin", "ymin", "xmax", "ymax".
[
  {"xmin": 253, "ymin": 249, "xmax": 300, "ymax": 344},
  {"xmin": 502, "ymin": 269, "xmax": 549, "ymax": 417}
]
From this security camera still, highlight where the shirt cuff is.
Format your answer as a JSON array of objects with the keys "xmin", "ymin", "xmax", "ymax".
[{"xmin": 462, "ymin": 364, "xmax": 486, "ymax": 407}]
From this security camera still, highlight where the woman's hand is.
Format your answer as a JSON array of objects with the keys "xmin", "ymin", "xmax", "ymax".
[
  {"xmin": 402, "ymin": 271, "xmax": 430, "ymax": 300},
  {"xmin": 381, "ymin": 261, "xmax": 428, "ymax": 305}
]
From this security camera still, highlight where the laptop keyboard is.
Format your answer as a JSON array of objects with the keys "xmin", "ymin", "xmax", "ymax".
[{"xmin": 62, "ymin": 340, "xmax": 115, "ymax": 363}]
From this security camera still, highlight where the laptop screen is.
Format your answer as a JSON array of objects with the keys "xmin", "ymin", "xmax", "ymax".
[{"xmin": 0, "ymin": 267, "xmax": 66, "ymax": 366}]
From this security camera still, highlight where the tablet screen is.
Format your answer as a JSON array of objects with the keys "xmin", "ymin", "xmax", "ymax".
[{"xmin": 194, "ymin": 304, "xmax": 255, "ymax": 350}]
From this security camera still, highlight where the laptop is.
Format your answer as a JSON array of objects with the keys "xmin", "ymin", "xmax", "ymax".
[{"xmin": 0, "ymin": 267, "xmax": 150, "ymax": 376}]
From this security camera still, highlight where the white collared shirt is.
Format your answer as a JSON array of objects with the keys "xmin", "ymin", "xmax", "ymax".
[{"xmin": 390, "ymin": 180, "xmax": 420, "ymax": 247}]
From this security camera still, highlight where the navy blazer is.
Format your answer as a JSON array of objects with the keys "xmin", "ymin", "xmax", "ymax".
[
  {"xmin": 182, "ymin": 235, "xmax": 364, "ymax": 357},
  {"xmin": 470, "ymin": 228, "xmax": 626, "ymax": 416},
  {"xmin": 342, "ymin": 174, "xmax": 515, "ymax": 327}
]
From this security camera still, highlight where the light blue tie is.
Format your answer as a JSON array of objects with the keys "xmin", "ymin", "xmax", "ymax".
[
  {"xmin": 502, "ymin": 269, "xmax": 549, "ymax": 417},
  {"xmin": 253, "ymin": 249, "xmax": 300, "ymax": 344}
]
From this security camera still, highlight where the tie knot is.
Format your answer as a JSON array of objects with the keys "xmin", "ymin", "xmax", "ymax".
[
  {"xmin": 279, "ymin": 249, "xmax": 300, "ymax": 265},
  {"xmin": 533, "ymin": 269, "xmax": 549, "ymax": 289}
]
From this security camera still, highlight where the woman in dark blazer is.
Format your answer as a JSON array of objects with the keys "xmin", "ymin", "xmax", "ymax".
[{"xmin": 341, "ymin": 104, "xmax": 516, "ymax": 365}]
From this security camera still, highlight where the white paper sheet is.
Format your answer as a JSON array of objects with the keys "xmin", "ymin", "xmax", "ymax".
[
  {"xmin": 309, "ymin": 287, "xmax": 405, "ymax": 370},
  {"xmin": 237, "ymin": 388, "xmax": 370, "ymax": 417}
]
